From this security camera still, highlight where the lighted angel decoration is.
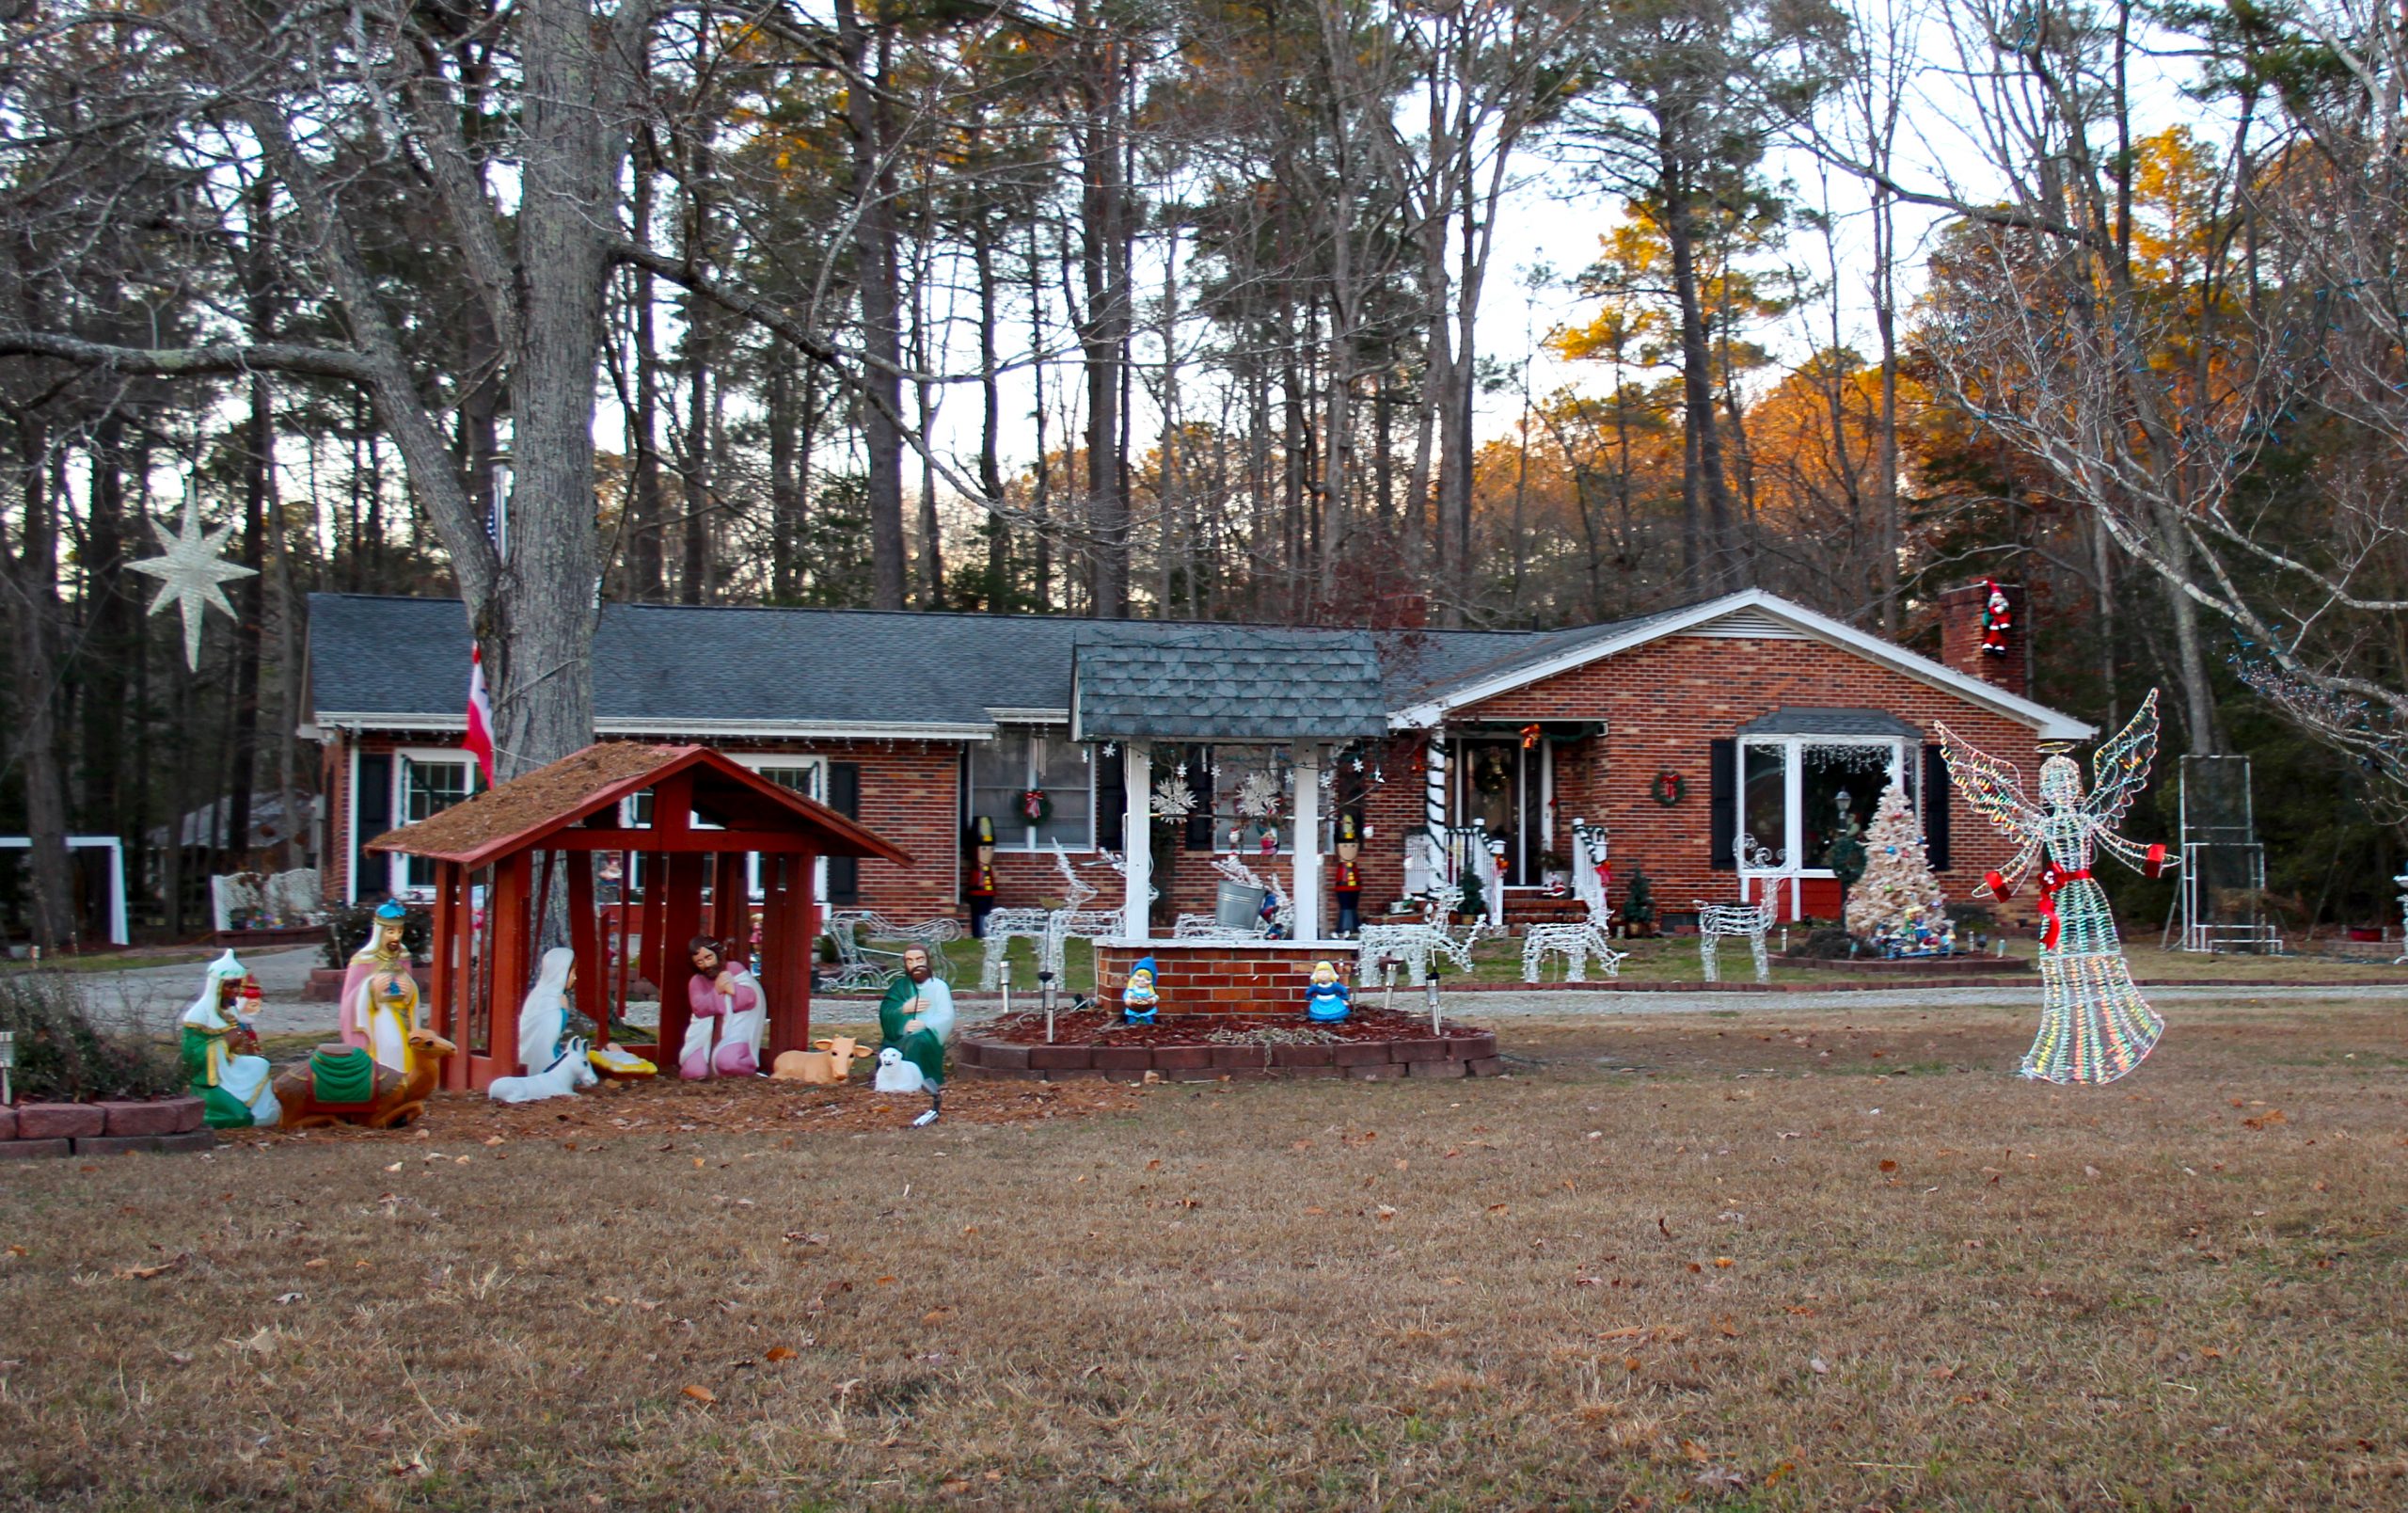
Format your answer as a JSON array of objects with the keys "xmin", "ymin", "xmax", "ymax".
[{"xmin": 1936, "ymin": 690, "xmax": 2177, "ymax": 1085}]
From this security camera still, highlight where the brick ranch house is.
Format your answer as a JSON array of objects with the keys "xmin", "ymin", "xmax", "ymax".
[{"xmin": 307, "ymin": 584, "xmax": 2087, "ymax": 934}]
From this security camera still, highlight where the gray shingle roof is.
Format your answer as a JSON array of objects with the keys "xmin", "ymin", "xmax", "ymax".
[
  {"xmin": 1070, "ymin": 630, "xmax": 1391, "ymax": 741},
  {"xmin": 307, "ymin": 595, "xmax": 1600, "ymax": 733}
]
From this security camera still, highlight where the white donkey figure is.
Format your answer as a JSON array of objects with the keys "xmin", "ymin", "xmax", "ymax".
[{"xmin": 487, "ymin": 1037, "xmax": 598, "ymax": 1104}]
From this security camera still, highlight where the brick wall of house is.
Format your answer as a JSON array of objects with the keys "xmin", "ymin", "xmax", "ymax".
[
  {"xmin": 324, "ymin": 625, "xmax": 2091, "ymax": 933},
  {"xmin": 1456, "ymin": 632, "xmax": 2067, "ymax": 925}
]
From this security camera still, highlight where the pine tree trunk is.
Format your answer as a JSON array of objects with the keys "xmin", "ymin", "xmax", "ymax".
[
  {"xmin": 839, "ymin": 0, "xmax": 909, "ymax": 611},
  {"xmin": 5, "ymin": 418, "xmax": 73, "ymax": 948}
]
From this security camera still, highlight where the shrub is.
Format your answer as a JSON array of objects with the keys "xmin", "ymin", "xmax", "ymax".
[
  {"xmin": 1945, "ymin": 901, "xmax": 1996, "ymax": 933},
  {"xmin": 1795, "ymin": 926, "xmax": 1858, "ymax": 960},
  {"xmin": 0, "ymin": 972, "xmax": 184, "ymax": 1102},
  {"xmin": 320, "ymin": 902, "xmax": 433, "ymax": 969}
]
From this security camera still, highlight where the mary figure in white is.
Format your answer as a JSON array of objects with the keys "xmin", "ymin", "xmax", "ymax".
[{"xmin": 516, "ymin": 947, "xmax": 578, "ymax": 1075}]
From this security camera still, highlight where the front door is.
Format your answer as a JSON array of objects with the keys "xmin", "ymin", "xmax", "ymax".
[{"xmin": 1458, "ymin": 741, "xmax": 1536, "ymax": 886}]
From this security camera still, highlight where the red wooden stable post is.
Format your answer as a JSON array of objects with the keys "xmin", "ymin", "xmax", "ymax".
[{"xmin": 363, "ymin": 744, "xmax": 908, "ymax": 1092}]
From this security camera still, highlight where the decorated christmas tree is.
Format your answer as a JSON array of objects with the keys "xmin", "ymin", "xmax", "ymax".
[{"xmin": 1843, "ymin": 777, "xmax": 1954, "ymax": 954}]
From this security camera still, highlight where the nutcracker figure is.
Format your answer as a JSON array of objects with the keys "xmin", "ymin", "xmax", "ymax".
[
  {"xmin": 966, "ymin": 815, "xmax": 999, "ymax": 938},
  {"xmin": 1333, "ymin": 814, "xmax": 1365, "ymax": 936}
]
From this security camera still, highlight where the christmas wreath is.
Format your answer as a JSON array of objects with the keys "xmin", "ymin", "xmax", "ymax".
[
  {"xmin": 1473, "ymin": 754, "xmax": 1511, "ymax": 795},
  {"xmin": 1017, "ymin": 788, "xmax": 1053, "ymax": 824},
  {"xmin": 1651, "ymin": 770, "xmax": 1685, "ymax": 806}
]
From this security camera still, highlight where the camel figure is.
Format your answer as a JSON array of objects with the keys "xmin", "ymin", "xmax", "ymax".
[{"xmin": 275, "ymin": 1027, "xmax": 458, "ymax": 1130}]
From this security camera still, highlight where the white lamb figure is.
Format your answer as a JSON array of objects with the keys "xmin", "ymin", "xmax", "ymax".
[
  {"xmin": 872, "ymin": 1045, "xmax": 927, "ymax": 1095},
  {"xmin": 487, "ymin": 1037, "xmax": 598, "ymax": 1104}
]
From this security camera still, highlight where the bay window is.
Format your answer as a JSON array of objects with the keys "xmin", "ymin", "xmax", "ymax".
[{"xmin": 1735, "ymin": 736, "xmax": 1916, "ymax": 877}]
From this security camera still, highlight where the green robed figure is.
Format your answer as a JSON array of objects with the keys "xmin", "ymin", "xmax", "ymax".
[{"xmin": 878, "ymin": 946, "xmax": 956, "ymax": 1126}]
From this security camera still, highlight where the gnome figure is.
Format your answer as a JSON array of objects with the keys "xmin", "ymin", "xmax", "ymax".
[{"xmin": 1121, "ymin": 957, "xmax": 1160, "ymax": 1026}]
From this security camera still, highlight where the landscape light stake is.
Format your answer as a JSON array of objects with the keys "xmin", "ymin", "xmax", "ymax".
[
  {"xmin": 1038, "ymin": 969, "xmax": 1055, "ymax": 1043},
  {"xmin": 1425, "ymin": 971, "xmax": 1442, "ymax": 1037},
  {"xmin": 0, "ymin": 1029, "xmax": 12, "ymax": 1105},
  {"xmin": 1381, "ymin": 957, "xmax": 1401, "ymax": 1016},
  {"xmin": 999, "ymin": 962, "xmax": 1011, "ymax": 1019}
]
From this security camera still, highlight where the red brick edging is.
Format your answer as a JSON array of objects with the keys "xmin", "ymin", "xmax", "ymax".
[
  {"xmin": 0, "ymin": 1096, "xmax": 214, "ymax": 1159},
  {"xmin": 953, "ymin": 1027, "xmax": 1501, "ymax": 1082}
]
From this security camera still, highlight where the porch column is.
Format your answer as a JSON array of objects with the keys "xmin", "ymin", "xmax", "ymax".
[
  {"xmin": 1121, "ymin": 740, "xmax": 1152, "ymax": 939},
  {"xmin": 1291, "ymin": 742, "xmax": 1323, "ymax": 941},
  {"xmin": 1423, "ymin": 729, "xmax": 1448, "ymax": 838}
]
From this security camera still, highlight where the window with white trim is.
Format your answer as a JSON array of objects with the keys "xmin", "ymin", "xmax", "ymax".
[
  {"xmin": 1735, "ymin": 736, "xmax": 1915, "ymax": 875},
  {"xmin": 382, "ymin": 750, "xmax": 480, "ymax": 896},
  {"xmin": 737, "ymin": 756, "xmax": 827, "ymax": 900},
  {"xmin": 967, "ymin": 726, "xmax": 1092, "ymax": 849}
]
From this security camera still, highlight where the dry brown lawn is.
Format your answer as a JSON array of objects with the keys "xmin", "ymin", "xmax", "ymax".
[{"xmin": 4, "ymin": 996, "xmax": 2405, "ymax": 1511}]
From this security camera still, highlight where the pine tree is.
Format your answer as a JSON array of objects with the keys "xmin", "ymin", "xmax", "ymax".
[{"xmin": 1844, "ymin": 777, "xmax": 1949, "ymax": 951}]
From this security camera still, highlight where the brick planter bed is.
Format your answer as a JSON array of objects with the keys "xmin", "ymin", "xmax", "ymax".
[
  {"xmin": 955, "ymin": 1006, "xmax": 1501, "ymax": 1082},
  {"xmin": 0, "ymin": 1096, "xmax": 214, "ymax": 1160}
]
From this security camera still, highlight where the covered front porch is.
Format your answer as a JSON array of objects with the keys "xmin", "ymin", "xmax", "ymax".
[{"xmin": 1072, "ymin": 629, "xmax": 1391, "ymax": 1012}]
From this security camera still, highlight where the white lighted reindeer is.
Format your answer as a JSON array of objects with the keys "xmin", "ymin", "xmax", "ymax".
[
  {"xmin": 1355, "ymin": 880, "xmax": 1484, "ymax": 988},
  {"xmin": 1695, "ymin": 896, "xmax": 1776, "ymax": 983},
  {"xmin": 1522, "ymin": 820, "xmax": 1624, "ymax": 983},
  {"xmin": 1040, "ymin": 842, "xmax": 1131, "ymax": 976},
  {"xmin": 978, "ymin": 900, "xmax": 1054, "ymax": 992}
]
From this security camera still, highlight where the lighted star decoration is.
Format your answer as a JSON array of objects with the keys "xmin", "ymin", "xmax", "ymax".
[{"xmin": 125, "ymin": 486, "xmax": 255, "ymax": 671}]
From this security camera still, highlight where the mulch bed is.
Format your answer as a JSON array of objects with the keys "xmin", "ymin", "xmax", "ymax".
[
  {"xmin": 234, "ymin": 1073, "xmax": 1140, "ymax": 1146},
  {"xmin": 974, "ymin": 1005, "xmax": 1482, "ymax": 1047}
]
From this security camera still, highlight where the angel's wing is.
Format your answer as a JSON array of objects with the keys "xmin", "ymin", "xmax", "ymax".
[
  {"xmin": 2085, "ymin": 688, "xmax": 2161, "ymax": 829},
  {"xmin": 1935, "ymin": 721, "xmax": 2040, "ymax": 836}
]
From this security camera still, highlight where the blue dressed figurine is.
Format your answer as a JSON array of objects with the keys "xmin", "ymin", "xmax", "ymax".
[
  {"xmin": 1304, "ymin": 959, "xmax": 1351, "ymax": 1024},
  {"xmin": 1121, "ymin": 956, "xmax": 1160, "ymax": 1026}
]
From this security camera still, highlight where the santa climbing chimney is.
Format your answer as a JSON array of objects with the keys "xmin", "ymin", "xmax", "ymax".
[{"xmin": 1938, "ymin": 580, "xmax": 2030, "ymax": 699}]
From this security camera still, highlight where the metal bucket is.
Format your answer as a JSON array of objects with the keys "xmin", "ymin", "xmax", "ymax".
[{"xmin": 1214, "ymin": 881, "xmax": 1269, "ymax": 931}]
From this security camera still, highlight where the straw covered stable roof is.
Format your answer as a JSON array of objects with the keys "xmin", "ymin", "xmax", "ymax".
[{"xmin": 364, "ymin": 742, "xmax": 910, "ymax": 869}]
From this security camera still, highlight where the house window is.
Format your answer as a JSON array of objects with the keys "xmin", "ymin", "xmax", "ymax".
[
  {"xmin": 380, "ymin": 751, "xmax": 479, "ymax": 896},
  {"xmin": 1734, "ymin": 737, "xmax": 1913, "ymax": 876},
  {"xmin": 737, "ymin": 757, "xmax": 827, "ymax": 900},
  {"xmin": 968, "ymin": 726, "xmax": 1093, "ymax": 850}
]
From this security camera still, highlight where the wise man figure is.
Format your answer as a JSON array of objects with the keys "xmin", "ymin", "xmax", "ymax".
[
  {"xmin": 878, "ymin": 946, "xmax": 954, "ymax": 1126},
  {"xmin": 339, "ymin": 900, "xmax": 412, "ymax": 1055}
]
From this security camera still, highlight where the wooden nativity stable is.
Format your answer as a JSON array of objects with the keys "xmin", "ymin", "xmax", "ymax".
[{"xmin": 365, "ymin": 742, "xmax": 908, "ymax": 1091}]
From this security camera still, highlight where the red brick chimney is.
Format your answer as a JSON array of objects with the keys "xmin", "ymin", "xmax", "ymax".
[{"xmin": 1939, "ymin": 581, "xmax": 2030, "ymax": 699}]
